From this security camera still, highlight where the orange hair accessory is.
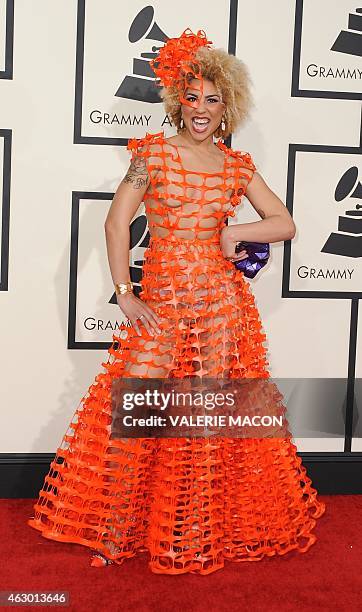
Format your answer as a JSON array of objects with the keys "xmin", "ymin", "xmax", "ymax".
[{"xmin": 150, "ymin": 28, "xmax": 213, "ymax": 108}]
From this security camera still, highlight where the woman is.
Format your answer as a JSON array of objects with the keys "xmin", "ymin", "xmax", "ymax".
[{"xmin": 28, "ymin": 30, "xmax": 325, "ymax": 575}]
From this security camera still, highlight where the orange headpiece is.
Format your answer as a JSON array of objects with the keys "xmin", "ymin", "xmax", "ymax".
[{"xmin": 150, "ymin": 28, "xmax": 213, "ymax": 108}]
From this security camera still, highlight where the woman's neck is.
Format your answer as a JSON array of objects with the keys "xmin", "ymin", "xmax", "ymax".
[{"xmin": 178, "ymin": 130, "xmax": 216, "ymax": 151}]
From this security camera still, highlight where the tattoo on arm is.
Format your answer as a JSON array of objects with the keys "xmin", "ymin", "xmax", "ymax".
[{"xmin": 122, "ymin": 156, "xmax": 149, "ymax": 189}]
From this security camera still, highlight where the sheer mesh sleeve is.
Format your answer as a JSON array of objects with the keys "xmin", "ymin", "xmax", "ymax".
[
  {"xmin": 126, "ymin": 132, "xmax": 164, "ymax": 182},
  {"xmin": 215, "ymin": 141, "xmax": 257, "ymax": 212},
  {"xmin": 231, "ymin": 151, "xmax": 257, "ymax": 209}
]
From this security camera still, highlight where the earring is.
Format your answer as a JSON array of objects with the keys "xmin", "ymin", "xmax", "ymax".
[
  {"xmin": 180, "ymin": 117, "xmax": 184, "ymax": 129},
  {"xmin": 221, "ymin": 117, "xmax": 226, "ymax": 132}
]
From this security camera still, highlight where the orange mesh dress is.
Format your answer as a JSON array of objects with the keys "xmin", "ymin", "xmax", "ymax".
[{"xmin": 28, "ymin": 131, "xmax": 326, "ymax": 575}]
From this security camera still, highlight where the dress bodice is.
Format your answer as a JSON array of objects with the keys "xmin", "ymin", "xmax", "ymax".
[{"xmin": 127, "ymin": 131, "xmax": 256, "ymax": 242}]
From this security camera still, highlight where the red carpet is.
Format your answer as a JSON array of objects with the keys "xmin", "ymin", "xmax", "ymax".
[{"xmin": 1, "ymin": 496, "xmax": 361, "ymax": 612}]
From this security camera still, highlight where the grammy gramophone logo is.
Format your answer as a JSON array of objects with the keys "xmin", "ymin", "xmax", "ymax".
[
  {"xmin": 331, "ymin": 6, "xmax": 362, "ymax": 57},
  {"xmin": 115, "ymin": 6, "xmax": 169, "ymax": 103},
  {"xmin": 322, "ymin": 166, "xmax": 362, "ymax": 258}
]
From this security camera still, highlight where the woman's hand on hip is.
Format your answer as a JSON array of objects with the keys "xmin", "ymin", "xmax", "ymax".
[
  {"xmin": 220, "ymin": 226, "xmax": 248, "ymax": 263},
  {"xmin": 117, "ymin": 293, "xmax": 162, "ymax": 337}
]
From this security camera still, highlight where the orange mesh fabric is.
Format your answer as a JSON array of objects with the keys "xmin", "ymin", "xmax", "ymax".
[{"xmin": 28, "ymin": 131, "xmax": 326, "ymax": 575}]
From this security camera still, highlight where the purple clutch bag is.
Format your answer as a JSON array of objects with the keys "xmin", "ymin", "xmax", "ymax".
[{"xmin": 234, "ymin": 241, "xmax": 270, "ymax": 278}]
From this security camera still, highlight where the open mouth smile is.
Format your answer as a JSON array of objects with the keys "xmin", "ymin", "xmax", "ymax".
[{"xmin": 191, "ymin": 117, "xmax": 211, "ymax": 133}]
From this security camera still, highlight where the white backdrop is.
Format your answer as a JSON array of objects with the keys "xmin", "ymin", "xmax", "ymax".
[{"xmin": 0, "ymin": 0, "xmax": 361, "ymax": 453}]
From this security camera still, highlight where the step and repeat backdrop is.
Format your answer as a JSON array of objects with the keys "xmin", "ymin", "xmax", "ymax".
[{"xmin": 0, "ymin": 0, "xmax": 361, "ymax": 453}]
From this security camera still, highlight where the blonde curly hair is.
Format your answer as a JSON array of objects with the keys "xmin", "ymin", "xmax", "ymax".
[{"xmin": 160, "ymin": 46, "xmax": 254, "ymax": 139}]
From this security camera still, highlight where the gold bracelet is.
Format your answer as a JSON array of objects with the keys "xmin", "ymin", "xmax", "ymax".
[{"xmin": 114, "ymin": 281, "xmax": 134, "ymax": 295}]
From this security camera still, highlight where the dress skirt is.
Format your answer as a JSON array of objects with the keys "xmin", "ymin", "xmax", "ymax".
[{"xmin": 28, "ymin": 234, "xmax": 326, "ymax": 575}]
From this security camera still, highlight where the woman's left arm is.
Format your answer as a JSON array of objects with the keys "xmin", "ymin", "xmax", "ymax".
[{"xmin": 220, "ymin": 172, "xmax": 296, "ymax": 260}]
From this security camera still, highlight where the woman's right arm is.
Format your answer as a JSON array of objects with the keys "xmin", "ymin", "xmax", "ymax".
[{"xmin": 104, "ymin": 154, "xmax": 161, "ymax": 337}]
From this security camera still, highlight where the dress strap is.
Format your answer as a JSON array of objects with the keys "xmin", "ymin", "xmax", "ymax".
[
  {"xmin": 126, "ymin": 131, "xmax": 166, "ymax": 183},
  {"xmin": 216, "ymin": 140, "xmax": 257, "ymax": 207},
  {"xmin": 126, "ymin": 131, "xmax": 165, "ymax": 160}
]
